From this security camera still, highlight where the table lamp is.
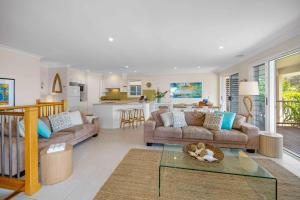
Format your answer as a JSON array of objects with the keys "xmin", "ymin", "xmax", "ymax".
[{"xmin": 239, "ymin": 81, "xmax": 259, "ymax": 122}]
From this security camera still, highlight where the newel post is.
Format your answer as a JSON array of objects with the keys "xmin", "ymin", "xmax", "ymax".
[
  {"xmin": 62, "ymin": 100, "xmax": 68, "ymax": 112},
  {"xmin": 24, "ymin": 107, "xmax": 41, "ymax": 195}
]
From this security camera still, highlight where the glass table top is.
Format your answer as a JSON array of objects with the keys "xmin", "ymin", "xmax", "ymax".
[{"xmin": 160, "ymin": 144, "xmax": 275, "ymax": 179}]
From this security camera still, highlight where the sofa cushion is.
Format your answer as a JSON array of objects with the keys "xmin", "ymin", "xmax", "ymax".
[
  {"xmin": 160, "ymin": 112, "xmax": 174, "ymax": 127},
  {"xmin": 39, "ymin": 132, "xmax": 74, "ymax": 149},
  {"xmin": 39, "ymin": 117, "xmax": 52, "ymax": 131},
  {"xmin": 215, "ymin": 111, "xmax": 236, "ymax": 130},
  {"xmin": 69, "ymin": 111, "xmax": 83, "ymax": 126},
  {"xmin": 184, "ymin": 112, "xmax": 206, "ymax": 126},
  {"xmin": 232, "ymin": 114, "xmax": 247, "ymax": 130},
  {"xmin": 151, "ymin": 110, "xmax": 167, "ymax": 127},
  {"xmin": 173, "ymin": 112, "xmax": 187, "ymax": 128},
  {"xmin": 62, "ymin": 124, "xmax": 96, "ymax": 138},
  {"xmin": 182, "ymin": 126, "xmax": 213, "ymax": 140},
  {"xmin": 203, "ymin": 113, "xmax": 223, "ymax": 131},
  {"xmin": 212, "ymin": 129, "xmax": 248, "ymax": 144},
  {"xmin": 38, "ymin": 119, "xmax": 52, "ymax": 138},
  {"xmin": 154, "ymin": 127, "xmax": 182, "ymax": 139},
  {"xmin": 48, "ymin": 112, "xmax": 73, "ymax": 132}
]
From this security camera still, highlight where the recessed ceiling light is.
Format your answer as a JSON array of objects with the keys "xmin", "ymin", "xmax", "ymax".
[
  {"xmin": 174, "ymin": 67, "xmax": 177, "ymax": 70},
  {"xmin": 197, "ymin": 66, "xmax": 201, "ymax": 69},
  {"xmin": 109, "ymin": 72, "xmax": 112, "ymax": 74},
  {"xmin": 86, "ymin": 69, "xmax": 90, "ymax": 72},
  {"xmin": 108, "ymin": 37, "xmax": 114, "ymax": 42},
  {"xmin": 133, "ymin": 70, "xmax": 137, "ymax": 73},
  {"xmin": 124, "ymin": 65, "xmax": 129, "ymax": 68},
  {"xmin": 219, "ymin": 46, "xmax": 224, "ymax": 49}
]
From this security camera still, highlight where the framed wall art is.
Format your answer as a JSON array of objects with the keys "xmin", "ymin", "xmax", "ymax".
[{"xmin": 0, "ymin": 78, "xmax": 15, "ymax": 107}]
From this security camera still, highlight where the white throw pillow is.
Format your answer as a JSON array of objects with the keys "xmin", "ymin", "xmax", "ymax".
[
  {"xmin": 173, "ymin": 112, "xmax": 187, "ymax": 128},
  {"xmin": 48, "ymin": 112, "xmax": 73, "ymax": 132},
  {"xmin": 69, "ymin": 111, "xmax": 83, "ymax": 126},
  {"xmin": 160, "ymin": 112, "xmax": 174, "ymax": 127}
]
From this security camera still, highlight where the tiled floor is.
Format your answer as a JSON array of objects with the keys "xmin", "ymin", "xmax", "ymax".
[{"xmin": 1, "ymin": 127, "xmax": 300, "ymax": 200}]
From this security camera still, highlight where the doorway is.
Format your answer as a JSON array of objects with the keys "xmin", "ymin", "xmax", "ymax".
[{"xmin": 270, "ymin": 51, "xmax": 300, "ymax": 156}]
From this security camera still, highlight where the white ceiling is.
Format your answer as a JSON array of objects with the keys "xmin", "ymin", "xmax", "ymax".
[{"xmin": 1, "ymin": 0, "xmax": 300, "ymax": 75}]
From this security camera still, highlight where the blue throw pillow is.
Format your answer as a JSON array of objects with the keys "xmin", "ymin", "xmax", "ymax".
[
  {"xmin": 215, "ymin": 111, "xmax": 236, "ymax": 130},
  {"xmin": 38, "ymin": 119, "xmax": 52, "ymax": 138}
]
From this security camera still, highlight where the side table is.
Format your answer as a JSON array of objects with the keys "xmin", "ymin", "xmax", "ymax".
[
  {"xmin": 259, "ymin": 132, "xmax": 283, "ymax": 158},
  {"xmin": 40, "ymin": 144, "xmax": 73, "ymax": 185}
]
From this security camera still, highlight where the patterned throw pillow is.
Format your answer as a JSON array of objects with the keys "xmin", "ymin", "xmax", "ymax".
[
  {"xmin": 160, "ymin": 112, "xmax": 174, "ymax": 127},
  {"xmin": 203, "ymin": 113, "xmax": 223, "ymax": 131},
  {"xmin": 48, "ymin": 112, "xmax": 73, "ymax": 133},
  {"xmin": 173, "ymin": 112, "xmax": 187, "ymax": 128},
  {"xmin": 232, "ymin": 114, "xmax": 246, "ymax": 130}
]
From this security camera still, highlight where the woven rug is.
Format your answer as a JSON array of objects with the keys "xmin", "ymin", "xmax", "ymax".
[{"xmin": 93, "ymin": 149, "xmax": 300, "ymax": 200}]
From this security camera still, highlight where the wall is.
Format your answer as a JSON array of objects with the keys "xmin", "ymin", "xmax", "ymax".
[
  {"xmin": 87, "ymin": 72, "xmax": 102, "ymax": 113},
  {"xmin": 218, "ymin": 35, "xmax": 300, "ymax": 81},
  {"xmin": 128, "ymin": 73, "xmax": 219, "ymax": 105},
  {"xmin": 0, "ymin": 46, "xmax": 42, "ymax": 105},
  {"xmin": 102, "ymin": 73, "xmax": 127, "ymax": 95}
]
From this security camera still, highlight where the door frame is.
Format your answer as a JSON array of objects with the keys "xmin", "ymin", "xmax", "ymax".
[{"xmin": 267, "ymin": 48, "xmax": 300, "ymax": 132}]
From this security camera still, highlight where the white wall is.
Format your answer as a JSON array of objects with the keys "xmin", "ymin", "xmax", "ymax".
[
  {"xmin": 87, "ymin": 72, "xmax": 102, "ymax": 113},
  {"xmin": 0, "ymin": 46, "xmax": 42, "ymax": 105},
  {"xmin": 128, "ymin": 73, "xmax": 219, "ymax": 105}
]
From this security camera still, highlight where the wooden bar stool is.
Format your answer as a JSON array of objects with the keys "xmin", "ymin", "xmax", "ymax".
[
  {"xmin": 119, "ymin": 109, "xmax": 134, "ymax": 128},
  {"xmin": 133, "ymin": 108, "xmax": 145, "ymax": 127}
]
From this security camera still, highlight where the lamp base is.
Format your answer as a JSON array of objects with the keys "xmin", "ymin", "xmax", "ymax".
[{"xmin": 243, "ymin": 96, "xmax": 253, "ymax": 122}]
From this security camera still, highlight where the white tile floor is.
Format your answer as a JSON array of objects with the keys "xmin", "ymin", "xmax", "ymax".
[{"xmin": 1, "ymin": 127, "xmax": 299, "ymax": 200}]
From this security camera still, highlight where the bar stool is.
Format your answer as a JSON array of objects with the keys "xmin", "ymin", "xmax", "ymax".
[
  {"xmin": 119, "ymin": 109, "xmax": 134, "ymax": 128},
  {"xmin": 133, "ymin": 108, "xmax": 145, "ymax": 127}
]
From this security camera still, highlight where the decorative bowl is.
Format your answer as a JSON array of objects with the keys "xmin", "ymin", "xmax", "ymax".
[{"xmin": 183, "ymin": 143, "xmax": 224, "ymax": 162}]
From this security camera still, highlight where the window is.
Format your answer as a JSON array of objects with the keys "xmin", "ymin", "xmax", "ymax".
[
  {"xmin": 229, "ymin": 73, "xmax": 239, "ymax": 113},
  {"xmin": 252, "ymin": 64, "xmax": 266, "ymax": 130},
  {"xmin": 128, "ymin": 80, "xmax": 142, "ymax": 96}
]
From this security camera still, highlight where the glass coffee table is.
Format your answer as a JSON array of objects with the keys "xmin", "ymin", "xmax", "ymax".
[{"xmin": 159, "ymin": 144, "xmax": 277, "ymax": 200}]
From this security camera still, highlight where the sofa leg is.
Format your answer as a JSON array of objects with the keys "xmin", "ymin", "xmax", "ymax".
[
  {"xmin": 92, "ymin": 133, "xmax": 98, "ymax": 137},
  {"xmin": 146, "ymin": 143, "xmax": 152, "ymax": 146},
  {"xmin": 246, "ymin": 149, "xmax": 255, "ymax": 153}
]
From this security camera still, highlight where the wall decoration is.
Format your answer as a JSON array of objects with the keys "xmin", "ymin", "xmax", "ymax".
[
  {"xmin": 0, "ymin": 78, "xmax": 15, "ymax": 107},
  {"xmin": 52, "ymin": 73, "xmax": 63, "ymax": 93},
  {"xmin": 170, "ymin": 82, "xmax": 202, "ymax": 98}
]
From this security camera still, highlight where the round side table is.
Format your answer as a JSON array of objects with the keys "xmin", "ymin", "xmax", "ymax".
[
  {"xmin": 40, "ymin": 144, "xmax": 73, "ymax": 185},
  {"xmin": 259, "ymin": 132, "xmax": 283, "ymax": 158}
]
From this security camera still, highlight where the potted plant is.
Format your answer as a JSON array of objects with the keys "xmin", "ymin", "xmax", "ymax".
[{"xmin": 155, "ymin": 90, "xmax": 168, "ymax": 103}]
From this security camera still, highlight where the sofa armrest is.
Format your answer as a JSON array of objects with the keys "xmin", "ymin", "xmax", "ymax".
[
  {"xmin": 144, "ymin": 120, "xmax": 156, "ymax": 142},
  {"xmin": 241, "ymin": 123, "xmax": 259, "ymax": 150}
]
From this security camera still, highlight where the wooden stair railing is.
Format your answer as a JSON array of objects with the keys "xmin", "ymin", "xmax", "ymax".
[{"xmin": 0, "ymin": 100, "xmax": 66, "ymax": 198}]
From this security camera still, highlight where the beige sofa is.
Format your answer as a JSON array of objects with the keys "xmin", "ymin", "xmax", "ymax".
[
  {"xmin": 144, "ymin": 111, "xmax": 260, "ymax": 151},
  {"xmin": 0, "ymin": 114, "xmax": 99, "ymax": 176}
]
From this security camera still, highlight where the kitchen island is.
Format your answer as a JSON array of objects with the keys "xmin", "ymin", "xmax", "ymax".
[{"xmin": 93, "ymin": 102, "xmax": 151, "ymax": 129}]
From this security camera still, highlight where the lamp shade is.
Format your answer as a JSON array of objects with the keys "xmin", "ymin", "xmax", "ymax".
[{"xmin": 239, "ymin": 81, "xmax": 259, "ymax": 96}]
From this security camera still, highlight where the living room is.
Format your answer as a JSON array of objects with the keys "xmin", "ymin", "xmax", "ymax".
[{"xmin": 0, "ymin": 1, "xmax": 300, "ymax": 200}]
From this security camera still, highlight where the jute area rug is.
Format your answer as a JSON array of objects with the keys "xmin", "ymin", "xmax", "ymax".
[{"xmin": 93, "ymin": 149, "xmax": 300, "ymax": 200}]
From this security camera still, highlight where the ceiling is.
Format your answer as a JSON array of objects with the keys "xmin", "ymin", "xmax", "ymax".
[{"xmin": 1, "ymin": 0, "xmax": 300, "ymax": 75}]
